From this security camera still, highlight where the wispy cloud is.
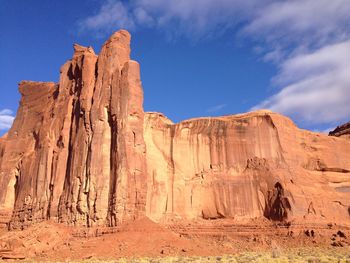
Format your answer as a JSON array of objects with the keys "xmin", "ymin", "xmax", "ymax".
[
  {"xmin": 78, "ymin": 0, "xmax": 136, "ymax": 36},
  {"xmin": 244, "ymin": 0, "xmax": 350, "ymax": 44},
  {"xmin": 79, "ymin": 0, "xmax": 350, "ymax": 126},
  {"xmin": 206, "ymin": 104, "xmax": 227, "ymax": 113},
  {"xmin": 253, "ymin": 41, "xmax": 350, "ymax": 124},
  {"xmin": 0, "ymin": 109, "xmax": 15, "ymax": 131},
  {"xmin": 79, "ymin": 0, "xmax": 267, "ymax": 37},
  {"xmin": 247, "ymin": 0, "xmax": 350, "ymax": 125}
]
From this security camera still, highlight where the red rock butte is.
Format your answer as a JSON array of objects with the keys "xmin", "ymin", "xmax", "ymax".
[{"xmin": 0, "ymin": 30, "xmax": 350, "ymax": 231}]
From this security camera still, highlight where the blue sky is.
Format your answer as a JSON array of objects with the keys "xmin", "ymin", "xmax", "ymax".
[{"xmin": 1, "ymin": 0, "xmax": 350, "ymax": 136}]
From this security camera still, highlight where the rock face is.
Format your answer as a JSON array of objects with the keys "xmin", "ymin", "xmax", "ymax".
[
  {"xmin": 145, "ymin": 112, "xmax": 350, "ymax": 223},
  {"xmin": 0, "ymin": 30, "xmax": 146, "ymax": 229},
  {"xmin": 0, "ymin": 30, "xmax": 350, "ymax": 229},
  {"xmin": 329, "ymin": 122, "xmax": 350, "ymax": 140}
]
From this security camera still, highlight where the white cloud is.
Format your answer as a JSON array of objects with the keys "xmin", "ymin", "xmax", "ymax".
[
  {"xmin": 133, "ymin": 7, "xmax": 154, "ymax": 26},
  {"xmin": 81, "ymin": 0, "xmax": 350, "ymax": 41},
  {"xmin": 78, "ymin": 0, "xmax": 135, "ymax": 36},
  {"xmin": 253, "ymin": 42, "xmax": 350, "ymax": 123},
  {"xmin": 244, "ymin": 0, "xmax": 350, "ymax": 46},
  {"xmin": 0, "ymin": 109, "xmax": 13, "ymax": 115},
  {"xmin": 79, "ymin": 0, "xmax": 350, "ymax": 126},
  {"xmin": 206, "ymin": 104, "xmax": 227, "ymax": 113},
  {"xmin": 273, "ymin": 41, "xmax": 350, "ymax": 86},
  {"xmin": 79, "ymin": 0, "xmax": 269, "ymax": 37},
  {"xmin": 248, "ymin": 1, "xmax": 350, "ymax": 125},
  {"xmin": 0, "ymin": 109, "xmax": 14, "ymax": 131}
]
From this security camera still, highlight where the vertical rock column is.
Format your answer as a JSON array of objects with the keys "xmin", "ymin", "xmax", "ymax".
[
  {"xmin": 2, "ymin": 81, "xmax": 60, "ymax": 229},
  {"xmin": 0, "ymin": 30, "xmax": 147, "ymax": 229},
  {"xmin": 57, "ymin": 44, "xmax": 98, "ymax": 226},
  {"xmin": 58, "ymin": 30, "xmax": 147, "ymax": 227},
  {"xmin": 109, "ymin": 60, "xmax": 147, "ymax": 226}
]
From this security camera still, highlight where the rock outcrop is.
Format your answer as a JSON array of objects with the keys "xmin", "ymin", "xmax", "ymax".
[
  {"xmin": 329, "ymin": 122, "xmax": 350, "ymax": 140},
  {"xmin": 0, "ymin": 30, "xmax": 350, "ymax": 229},
  {"xmin": 0, "ymin": 30, "xmax": 146, "ymax": 229}
]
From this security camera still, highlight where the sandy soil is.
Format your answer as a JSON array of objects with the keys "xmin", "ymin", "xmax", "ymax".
[{"xmin": 0, "ymin": 217, "xmax": 349, "ymax": 261}]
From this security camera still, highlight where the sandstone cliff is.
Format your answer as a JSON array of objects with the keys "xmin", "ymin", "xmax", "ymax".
[
  {"xmin": 0, "ymin": 30, "xmax": 146, "ymax": 229},
  {"xmin": 0, "ymin": 30, "xmax": 349, "ymax": 229},
  {"xmin": 145, "ymin": 111, "xmax": 350, "ymax": 224}
]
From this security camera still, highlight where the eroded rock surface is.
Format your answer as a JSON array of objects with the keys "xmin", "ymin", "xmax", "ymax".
[
  {"xmin": 144, "ymin": 111, "xmax": 350, "ymax": 224},
  {"xmin": 0, "ymin": 30, "xmax": 146, "ymax": 229},
  {"xmin": 0, "ymin": 30, "xmax": 349, "ymax": 230},
  {"xmin": 329, "ymin": 122, "xmax": 350, "ymax": 140}
]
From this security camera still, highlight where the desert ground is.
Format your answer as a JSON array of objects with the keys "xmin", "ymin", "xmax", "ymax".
[{"xmin": 1, "ymin": 217, "xmax": 349, "ymax": 262}]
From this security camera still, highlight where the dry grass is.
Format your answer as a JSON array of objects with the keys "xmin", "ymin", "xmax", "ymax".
[
  {"xmin": 11, "ymin": 247, "xmax": 350, "ymax": 262},
  {"xmin": 31, "ymin": 247, "xmax": 347, "ymax": 263}
]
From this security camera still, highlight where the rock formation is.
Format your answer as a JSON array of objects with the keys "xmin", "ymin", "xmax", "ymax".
[
  {"xmin": 329, "ymin": 122, "xmax": 350, "ymax": 140},
  {"xmin": 144, "ymin": 112, "xmax": 350, "ymax": 223},
  {"xmin": 0, "ymin": 30, "xmax": 349, "ymax": 230},
  {"xmin": 0, "ymin": 30, "xmax": 146, "ymax": 229}
]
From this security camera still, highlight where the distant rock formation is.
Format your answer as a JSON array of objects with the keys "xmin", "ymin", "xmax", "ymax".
[
  {"xmin": 329, "ymin": 122, "xmax": 350, "ymax": 140},
  {"xmin": 0, "ymin": 30, "xmax": 349, "ymax": 229}
]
